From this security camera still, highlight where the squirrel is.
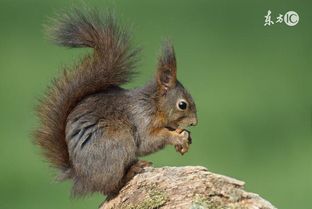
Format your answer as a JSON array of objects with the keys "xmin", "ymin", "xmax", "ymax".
[{"xmin": 34, "ymin": 9, "xmax": 198, "ymax": 198}]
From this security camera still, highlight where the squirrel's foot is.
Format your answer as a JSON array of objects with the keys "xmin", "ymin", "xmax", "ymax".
[
  {"xmin": 125, "ymin": 160, "xmax": 152, "ymax": 182},
  {"xmin": 173, "ymin": 130, "xmax": 192, "ymax": 155},
  {"xmin": 103, "ymin": 161, "xmax": 153, "ymax": 204}
]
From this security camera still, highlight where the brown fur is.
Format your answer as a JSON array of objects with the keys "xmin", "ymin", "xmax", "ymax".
[
  {"xmin": 34, "ymin": 9, "xmax": 139, "ymax": 171},
  {"xmin": 34, "ymin": 8, "xmax": 197, "ymax": 197}
]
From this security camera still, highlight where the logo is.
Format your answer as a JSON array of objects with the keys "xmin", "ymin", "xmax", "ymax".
[
  {"xmin": 284, "ymin": 11, "xmax": 299, "ymax": 26},
  {"xmin": 264, "ymin": 10, "xmax": 299, "ymax": 27}
]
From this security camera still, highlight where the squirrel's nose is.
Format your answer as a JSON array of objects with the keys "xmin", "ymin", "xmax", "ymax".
[{"xmin": 190, "ymin": 117, "xmax": 198, "ymax": 126}]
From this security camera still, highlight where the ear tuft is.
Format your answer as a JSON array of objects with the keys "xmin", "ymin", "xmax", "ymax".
[
  {"xmin": 156, "ymin": 40, "xmax": 177, "ymax": 93},
  {"xmin": 159, "ymin": 40, "xmax": 176, "ymax": 69}
]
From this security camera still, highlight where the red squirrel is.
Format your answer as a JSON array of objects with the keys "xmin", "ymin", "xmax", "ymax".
[{"xmin": 34, "ymin": 9, "xmax": 198, "ymax": 197}]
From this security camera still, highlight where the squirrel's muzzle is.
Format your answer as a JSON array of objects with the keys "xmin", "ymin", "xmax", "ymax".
[{"xmin": 189, "ymin": 115, "xmax": 198, "ymax": 126}]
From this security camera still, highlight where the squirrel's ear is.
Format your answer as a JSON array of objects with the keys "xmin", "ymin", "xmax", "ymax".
[{"xmin": 156, "ymin": 41, "xmax": 177, "ymax": 94}]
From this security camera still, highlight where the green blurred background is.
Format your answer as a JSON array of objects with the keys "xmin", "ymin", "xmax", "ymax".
[{"xmin": 0, "ymin": 0, "xmax": 311, "ymax": 208}]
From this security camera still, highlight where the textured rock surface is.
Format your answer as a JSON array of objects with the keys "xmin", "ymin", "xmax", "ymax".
[{"xmin": 100, "ymin": 166, "xmax": 276, "ymax": 209}]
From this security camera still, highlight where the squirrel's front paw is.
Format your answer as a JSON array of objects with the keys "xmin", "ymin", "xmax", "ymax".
[{"xmin": 174, "ymin": 130, "xmax": 191, "ymax": 155}]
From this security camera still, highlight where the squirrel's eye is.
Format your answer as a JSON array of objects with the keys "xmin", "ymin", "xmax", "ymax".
[{"xmin": 177, "ymin": 100, "xmax": 188, "ymax": 110}]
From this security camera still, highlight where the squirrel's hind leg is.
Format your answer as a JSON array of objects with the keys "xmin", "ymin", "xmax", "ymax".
[
  {"xmin": 124, "ymin": 160, "xmax": 153, "ymax": 182},
  {"xmin": 104, "ymin": 160, "xmax": 153, "ymax": 201},
  {"xmin": 68, "ymin": 125, "xmax": 138, "ymax": 197}
]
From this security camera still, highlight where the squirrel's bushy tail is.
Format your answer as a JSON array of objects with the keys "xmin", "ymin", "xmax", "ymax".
[{"xmin": 34, "ymin": 9, "xmax": 140, "ymax": 172}]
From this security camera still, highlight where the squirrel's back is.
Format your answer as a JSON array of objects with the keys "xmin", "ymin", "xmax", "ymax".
[{"xmin": 34, "ymin": 9, "xmax": 140, "ymax": 172}]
